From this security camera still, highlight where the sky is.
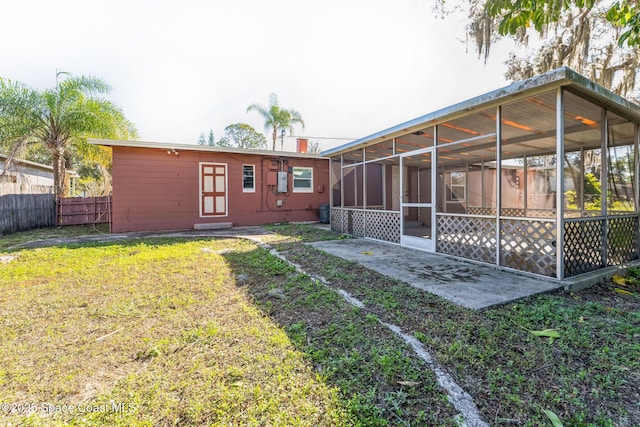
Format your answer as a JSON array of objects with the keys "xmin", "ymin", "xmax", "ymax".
[{"xmin": 1, "ymin": 0, "xmax": 516, "ymax": 152}]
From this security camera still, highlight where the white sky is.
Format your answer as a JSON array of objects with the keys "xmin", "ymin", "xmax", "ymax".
[{"xmin": 1, "ymin": 0, "xmax": 516, "ymax": 152}]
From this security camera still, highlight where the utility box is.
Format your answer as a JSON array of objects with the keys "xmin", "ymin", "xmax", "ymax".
[{"xmin": 277, "ymin": 171, "xmax": 288, "ymax": 193}]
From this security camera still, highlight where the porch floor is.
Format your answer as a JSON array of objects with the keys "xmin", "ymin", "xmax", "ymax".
[{"xmin": 307, "ymin": 237, "xmax": 563, "ymax": 310}]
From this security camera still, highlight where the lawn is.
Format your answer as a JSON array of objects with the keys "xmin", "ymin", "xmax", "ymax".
[{"xmin": 0, "ymin": 224, "xmax": 638, "ymax": 426}]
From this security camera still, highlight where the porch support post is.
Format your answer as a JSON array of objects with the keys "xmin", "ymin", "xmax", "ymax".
[
  {"xmin": 635, "ymin": 124, "xmax": 640, "ymax": 256},
  {"xmin": 635, "ymin": 125, "xmax": 640, "ymax": 211},
  {"xmin": 579, "ymin": 147, "xmax": 584, "ymax": 214},
  {"xmin": 363, "ymin": 148, "xmax": 367, "ymax": 238},
  {"xmin": 523, "ymin": 155, "xmax": 528, "ymax": 214},
  {"xmin": 601, "ymin": 110, "xmax": 608, "ymax": 266},
  {"xmin": 399, "ymin": 153, "xmax": 404, "ymax": 243},
  {"xmin": 465, "ymin": 162, "xmax": 470, "ymax": 211},
  {"xmin": 432, "ymin": 125, "xmax": 438, "ymax": 248},
  {"xmin": 555, "ymin": 88, "xmax": 565, "ymax": 280},
  {"xmin": 329, "ymin": 157, "xmax": 333, "ymax": 224},
  {"xmin": 496, "ymin": 105, "xmax": 502, "ymax": 267},
  {"xmin": 340, "ymin": 154, "xmax": 345, "ymax": 233},
  {"xmin": 481, "ymin": 160, "xmax": 485, "ymax": 213}
]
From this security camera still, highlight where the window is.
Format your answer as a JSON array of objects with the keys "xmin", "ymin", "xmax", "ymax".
[
  {"xmin": 242, "ymin": 165, "xmax": 255, "ymax": 192},
  {"xmin": 446, "ymin": 171, "xmax": 465, "ymax": 202},
  {"xmin": 293, "ymin": 167, "xmax": 313, "ymax": 193}
]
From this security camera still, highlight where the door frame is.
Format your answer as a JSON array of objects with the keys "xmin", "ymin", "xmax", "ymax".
[
  {"xmin": 400, "ymin": 147, "xmax": 435, "ymax": 252},
  {"xmin": 199, "ymin": 162, "xmax": 228, "ymax": 218}
]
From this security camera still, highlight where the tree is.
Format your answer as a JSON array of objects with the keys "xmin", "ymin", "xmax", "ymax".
[
  {"xmin": 437, "ymin": 0, "xmax": 640, "ymax": 101},
  {"xmin": 0, "ymin": 72, "xmax": 137, "ymax": 198},
  {"xmin": 197, "ymin": 130, "xmax": 217, "ymax": 146},
  {"xmin": 246, "ymin": 93, "xmax": 305, "ymax": 150},
  {"xmin": 308, "ymin": 140, "xmax": 321, "ymax": 154},
  {"xmin": 486, "ymin": 0, "xmax": 640, "ymax": 48},
  {"xmin": 218, "ymin": 123, "xmax": 267, "ymax": 149}
]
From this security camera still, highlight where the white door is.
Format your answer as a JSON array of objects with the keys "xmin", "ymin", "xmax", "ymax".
[{"xmin": 400, "ymin": 149, "xmax": 435, "ymax": 252}]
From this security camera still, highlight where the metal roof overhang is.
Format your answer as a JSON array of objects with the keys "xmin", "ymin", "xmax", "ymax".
[{"xmin": 321, "ymin": 66, "xmax": 640, "ymax": 157}]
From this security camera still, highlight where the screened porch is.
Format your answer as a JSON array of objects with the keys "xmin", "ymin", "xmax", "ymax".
[{"xmin": 327, "ymin": 70, "xmax": 640, "ymax": 280}]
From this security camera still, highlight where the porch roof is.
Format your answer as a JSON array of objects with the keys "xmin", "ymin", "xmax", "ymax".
[{"xmin": 322, "ymin": 67, "xmax": 640, "ymax": 157}]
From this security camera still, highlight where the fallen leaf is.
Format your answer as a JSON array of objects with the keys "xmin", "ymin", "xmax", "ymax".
[
  {"xmin": 612, "ymin": 275, "xmax": 627, "ymax": 286},
  {"xmin": 543, "ymin": 409, "xmax": 564, "ymax": 427},
  {"xmin": 530, "ymin": 329, "xmax": 561, "ymax": 339},
  {"xmin": 361, "ymin": 251, "xmax": 373, "ymax": 255},
  {"xmin": 396, "ymin": 380, "xmax": 421, "ymax": 387},
  {"xmin": 614, "ymin": 288, "xmax": 634, "ymax": 296}
]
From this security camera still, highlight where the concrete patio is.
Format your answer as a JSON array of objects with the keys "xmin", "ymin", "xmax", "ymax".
[{"xmin": 307, "ymin": 238, "xmax": 564, "ymax": 310}]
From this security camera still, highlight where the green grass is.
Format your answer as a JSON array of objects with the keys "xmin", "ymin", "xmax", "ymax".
[
  {"xmin": 262, "ymin": 222, "xmax": 348, "ymax": 244},
  {"xmin": 0, "ymin": 230, "xmax": 456, "ymax": 426},
  {"xmin": 0, "ymin": 238, "xmax": 350, "ymax": 426},
  {"xmin": 269, "ymin": 225, "xmax": 640, "ymax": 427},
  {"xmin": 2, "ymin": 223, "xmax": 638, "ymax": 426}
]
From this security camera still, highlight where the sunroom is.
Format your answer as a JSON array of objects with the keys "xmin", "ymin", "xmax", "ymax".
[{"xmin": 324, "ymin": 67, "xmax": 640, "ymax": 280}]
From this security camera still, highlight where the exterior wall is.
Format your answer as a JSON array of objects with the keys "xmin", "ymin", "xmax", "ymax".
[
  {"xmin": 111, "ymin": 146, "xmax": 329, "ymax": 233},
  {"xmin": 0, "ymin": 159, "xmax": 56, "ymax": 195}
]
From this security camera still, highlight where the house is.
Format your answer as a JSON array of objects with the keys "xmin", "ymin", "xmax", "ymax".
[
  {"xmin": 322, "ymin": 67, "xmax": 640, "ymax": 280},
  {"xmin": 90, "ymin": 139, "xmax": 329, "ymax": 233},
  {"xmin": 0, "ymin": 153, "xmax": 77, "ymax": 195}
]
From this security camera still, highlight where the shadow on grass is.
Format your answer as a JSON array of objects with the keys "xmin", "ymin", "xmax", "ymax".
[
  {"xmin": 2, "ymin": 234, "xmax": 456, "ymax": 425},
  {"xmin": 5, "ymin": 230, "xmax": 638, "ymax": 426},
  {"xmin": 221, "ymin": 245, "xmax": 459, "ymax": 426}
]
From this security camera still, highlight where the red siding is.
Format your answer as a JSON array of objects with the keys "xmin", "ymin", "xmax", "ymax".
[{"xmin": 111, "ymin": 147, "xmax": 329, "ymax": 233}]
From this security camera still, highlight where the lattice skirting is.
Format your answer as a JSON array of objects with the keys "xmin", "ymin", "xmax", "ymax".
[
  {"xmin": 564, "ymin": 219, "xmax": 604, "ymax": 276},
  {"xmin": 437, "ymin": 216, "xmax": 496, "ymax": 263},
  {"xmin": 330, "ymin": 208, "xmax": 400, "ymax": 244},
  {"xmin": 607, "ymin": 216, "xmax": 639, "ymax": 266},
  {"xmin": 466, "ymin": 207, "xmax": 555, "ymax": 218},
  {"xmin": 467, "ymin": 207, "xmax": 496, "ymax": 216},
  {"xmin": 564, "ymin": 216, "xmax": 640, "ymax": 277},
  {"xmin": 344, "ymin": 209, "xmax": 365, "ymax": 236},
  {"xmin": 500, "ymin": 219, "xmax": 556, "ymax": 277},
  {"xmin": 330, "ymin": 208, "xmax": 344, "ymax": 233},
  {"xmin": 364, "ymin": 210, "xmax": 401, "ymax": 244}
]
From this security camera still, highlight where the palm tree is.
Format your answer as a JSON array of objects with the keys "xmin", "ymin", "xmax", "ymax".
[
  {"xmin": 246, "ymin": 93, "xmax": 305, "ymax": 151},
  {"xmin": 0, "ymin": 72, "xmax": 137, "ymax": 198}
]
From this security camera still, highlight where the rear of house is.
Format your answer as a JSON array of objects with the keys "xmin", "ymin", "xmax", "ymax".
[{"xmin": 92, "ymin": 140, "xmax": 329, "ymax": 233}]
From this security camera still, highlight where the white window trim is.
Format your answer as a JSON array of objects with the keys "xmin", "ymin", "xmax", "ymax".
[
  {"xmin": 242, "ymin": 164, "xmax": 256, "ymax": 193},
  {"xmin": 446, "ymin": 171, "xmax": 466, "ymax": 203},
  {"xmin": 199, "ymin": 162, "xmax": 228, "ymax": 218},
  {"xmin": 292, "ymin": 166, "xmax": 314, "ymax": 193}
]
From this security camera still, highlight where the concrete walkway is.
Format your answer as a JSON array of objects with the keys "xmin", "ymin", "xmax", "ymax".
[{"xmin": 307, "ymin": 238, "xmax": 563, "ymax": 310}]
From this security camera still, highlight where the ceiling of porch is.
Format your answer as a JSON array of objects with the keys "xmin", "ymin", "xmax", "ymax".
[{"xmin": 340, "ymin": 89, "xmax": 636, "ymax": 169}]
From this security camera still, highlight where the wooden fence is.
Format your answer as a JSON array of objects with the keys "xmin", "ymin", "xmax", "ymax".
[
  {"xmin": 57, "ymin": 196, "xmax": 111, "ymax": 226},
  {"xmin": 0, "ymin": 193, "xmax": 56, "ymax": 234}
]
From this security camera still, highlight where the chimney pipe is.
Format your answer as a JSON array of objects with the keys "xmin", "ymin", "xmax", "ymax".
[{"xmin": 296, "ymin": 138, "xmax": 308, "ymax": 153}]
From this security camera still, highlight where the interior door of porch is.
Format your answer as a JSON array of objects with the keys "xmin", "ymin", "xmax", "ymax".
[{"xmin": 400, "ymin": 149, "xmax": 435, "ymax": 252}]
